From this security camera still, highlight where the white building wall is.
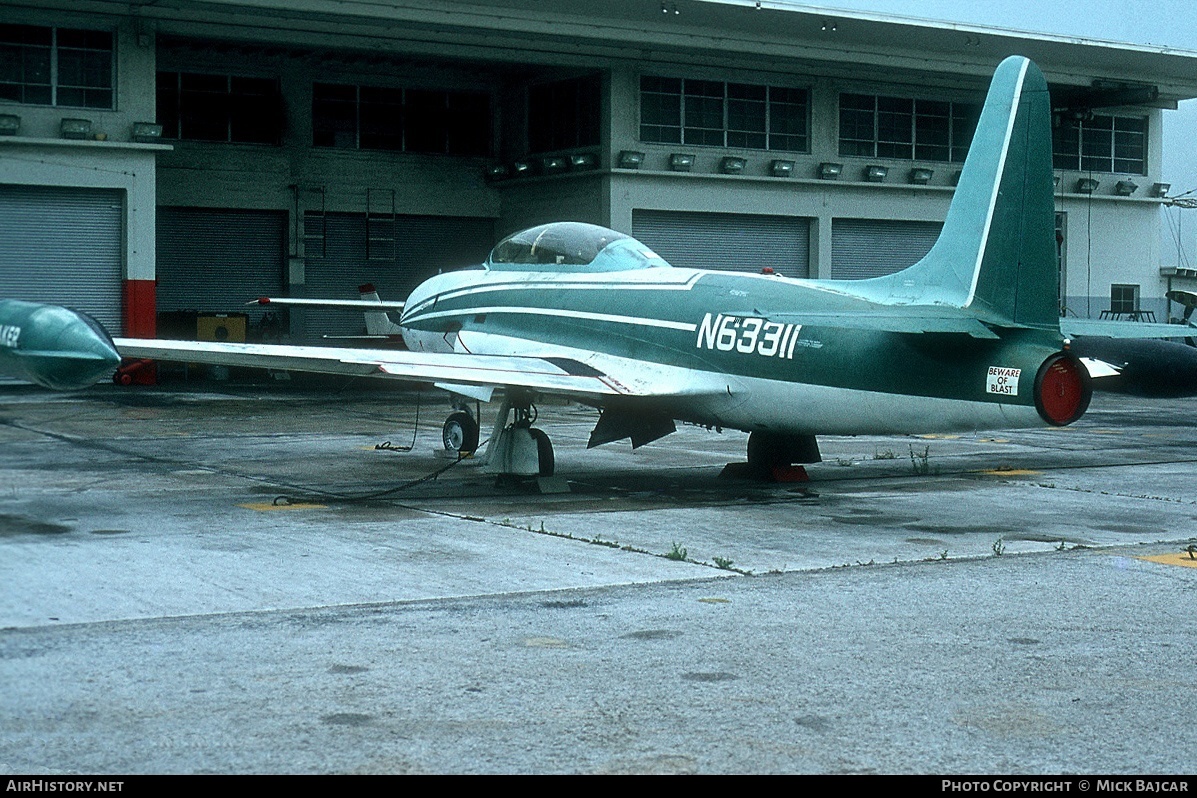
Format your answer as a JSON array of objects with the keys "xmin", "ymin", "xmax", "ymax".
[
  {"xmin": 0, "ymin": 139, "xmax": 165, "ymax": 282},
  {"xmin": 1059, "ymin": 197, "xmax": 1165, "ymax": 319},
  {"xmin": 0, "ymin": 15, "xmax": 163, "ymax": 284}
]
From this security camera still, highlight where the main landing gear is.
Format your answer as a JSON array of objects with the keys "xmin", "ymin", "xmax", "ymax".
[
  {"xmin": 737, "ymin": 431, "xmax": 821, "ymax": 482},
  {"xmin": 441, "ymin": 395, "xmax": 557, "ymax": 484}
]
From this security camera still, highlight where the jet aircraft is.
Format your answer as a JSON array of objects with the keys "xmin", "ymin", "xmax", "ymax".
[
  {"xmin": 116, "ymin": 56, "xmax": 1107, "ymax": 479},
  {"xmin": 0, "ymin": 299, "xmax": 122, "ymax": 391}
]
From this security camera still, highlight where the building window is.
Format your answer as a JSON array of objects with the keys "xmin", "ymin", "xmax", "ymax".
[
  {"xmin": 312, "ymin": 83, "xmax": 490, "ymax": 156},
  {"xmin": 839, "ymin": 93, "xmax": 978, "ymax": 162},
  {"xmin": 1110, "ymin": 284, "xmax": 1140, "ymax": 315},
  {"xmin": 639, "ymin": 76, "xmax": 809, "ymax": 152},
  {"xmin": 1053, "ymin": 114, "xmax": 1146, "ymax": 175},
  {"xmin": 0, "ymin": 24, "xmax": 113, "ymax": 108},
  {"xmin": 529, "ymin": 75, "xmax": 600, "ymax": 154},
  {"xmin": 157, "ymin": 72, "xmax": 282, "ymax": 144}
]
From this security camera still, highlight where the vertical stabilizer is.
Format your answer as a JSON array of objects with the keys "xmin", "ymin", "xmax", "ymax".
[
  {"xmin": 358, "ymin": 283, "xmax": 403, "ymax": 336},
  {"xmin": 864, "ymin": 56, "xmax": 1059, "ymax": 329}
]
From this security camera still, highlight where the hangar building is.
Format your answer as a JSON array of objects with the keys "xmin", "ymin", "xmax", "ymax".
[{"xmin": 2, "ymin": 0, "xmax": 1196, "ymax": 342}]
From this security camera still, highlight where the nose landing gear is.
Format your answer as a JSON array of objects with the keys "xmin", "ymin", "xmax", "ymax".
[{"xmin": 442, "ymin": 410, "xmax": 480, "ymax": 456}]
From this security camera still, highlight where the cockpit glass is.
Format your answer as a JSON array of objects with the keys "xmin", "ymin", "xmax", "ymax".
[{"xmin": 489, "ymin": 222, "xmax": 631, "ymax": 266}]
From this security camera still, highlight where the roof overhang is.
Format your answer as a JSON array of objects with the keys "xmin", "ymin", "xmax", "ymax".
[{"xmin": 38, "ymin": 0, "xmax": 1197, "ymax": 102}]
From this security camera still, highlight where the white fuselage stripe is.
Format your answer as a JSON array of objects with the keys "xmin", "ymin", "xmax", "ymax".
[
  {"xmin": 967, "ymin": 58, "xmax": 1029, "ymax": 307},
  {"xmin": 404, "ymin": 272, "xmax": 702, "ymax": 317},
  {"xmin": 410, "ymin": 305, "xmax": 700, "ymax": 332}
]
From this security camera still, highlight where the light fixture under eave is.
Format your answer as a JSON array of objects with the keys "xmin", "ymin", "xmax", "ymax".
[
  {"xmin": 1114, "ymin": 180, "xmax": 1138, "ymax": 196},
  {"xmin": 909, "ymin": 167, "xmax": 934, "ymax": 185},
  {"xmin": 720, "ymin": 156, "xmax": 746, "ymax": 175},
  {"xmin": 509, "ymin": 160, "xmax": 532, "ymax": 177},
  {"xmin": 540, "ymin": 156, "xmax": 568, "ymax": 174},
  {"xmin": 484, "ymin": 163, "xmax": 509, "ymax": 182},
  {"xmin": 131, "ymin": 121, "xmax": 163, "ymax": 143},
  {"xmin": 568, "ymin": 153, "xmax": 597, "ymax": 170},
  {"xmin": 817, "ymin": 162, "xmax": 842, "ymax": 180},
  {"xmin": 1151, "ymin": 182, "xmax": 1171, "ymax": 198},
  {"xmin": 0, "ymin": 114, "xmax": 20, "ymax": 135},
  {"xmin": 60, "ymin": 118, "xmax": 92, "ymax": 140},
  {"xmin": 669, "ymin": 153, "xmax": 695, "ymax": 172},
  {"xmin": 865, "ymin": 164, "xmax": 888, "ymax": 182},
  {"xmin": 770, "ymin": 159, "xmax": 795, "ymax": 178},
  {"xmin": 1076, "ymin": 177, "xmax": 1099, "ymax": 193},
  {"xmin": 617, "ymin": 150, "xmax": 644, "ymax": 169}
]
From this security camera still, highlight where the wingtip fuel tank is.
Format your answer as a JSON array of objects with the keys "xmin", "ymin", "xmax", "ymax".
[{"xmin": 0, "ymin": 299, "xmax": 122, "ymax": 390}]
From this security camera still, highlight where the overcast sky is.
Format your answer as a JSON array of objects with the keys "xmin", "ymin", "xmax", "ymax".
[{"xmin": 778, "ymin": 0, "xmax": 1197, "ymax": 265}]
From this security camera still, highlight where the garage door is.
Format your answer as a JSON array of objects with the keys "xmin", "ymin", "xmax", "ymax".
[
  {"xmin": 303, "ymin": 213, "xmax": 494, "ymax": 338},
  {"xmin": 631, "ymin": 210, "xmax": 810, "ymax": 278},
  {"xmin": 157, "ymin": 208, "xmax": 286, "ymax": 321},
  {"xmin": 0, "ymin": 184, "xmax": 123, "ymax": 333},
  {"xmin": 830, "ymin": 218, "xmax": 943, "ymax": 279}
]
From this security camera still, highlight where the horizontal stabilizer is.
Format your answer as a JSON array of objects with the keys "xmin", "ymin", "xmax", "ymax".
[
  {"xmin": 1078, "ymin": 357, "xmax": 1122, "ymax": 378},
  {"xmin": 248, "ymin": 297, "xmax": 406, "ymax": 312},
  {"xmin": 1063, "ymin": 319, "xmax": 1197, "ymax": 339}
]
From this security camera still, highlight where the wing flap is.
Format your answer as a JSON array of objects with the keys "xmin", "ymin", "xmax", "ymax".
[{"xmin": 773, "ymin": 312, "xmax": 1001, "ymax": 339}]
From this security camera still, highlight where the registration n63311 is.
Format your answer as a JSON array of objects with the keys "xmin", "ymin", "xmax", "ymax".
[{"xmin": 696, "ymin": 313, "xmax": 802, "ymax": 359}]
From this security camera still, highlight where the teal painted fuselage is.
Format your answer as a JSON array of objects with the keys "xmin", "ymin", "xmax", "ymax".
[{"xmin": 399, "ymin": 56, "xmax": 1087, "ymax": 436}]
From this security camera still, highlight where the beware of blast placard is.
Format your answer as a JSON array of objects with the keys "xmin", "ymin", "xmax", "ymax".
[{"xmin": 986, "ymin": 366, "xmax": 1021, "ymax": 395}]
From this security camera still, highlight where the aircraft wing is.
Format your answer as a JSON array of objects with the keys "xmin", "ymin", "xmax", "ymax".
[
  {"xmin": 113, "ymin": 338, "xmax": 725, "ymax": 400},
  {"xmin": 1062, "ymin": 319, "xmax": 1196, "ymax": 339}
]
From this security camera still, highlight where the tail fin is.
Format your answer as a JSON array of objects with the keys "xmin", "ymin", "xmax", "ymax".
[
  {"xmin": 358, "ymin": 283, "xmax": 403, "ymax": 336},
  {"xmin": 868, "ymin": 56, "xmax": 1058, "ymax": 329}
]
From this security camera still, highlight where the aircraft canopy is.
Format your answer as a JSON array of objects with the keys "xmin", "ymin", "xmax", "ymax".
[{"xmin": 489, "ymin": 222, "xmax": 648, "ymax": 270}]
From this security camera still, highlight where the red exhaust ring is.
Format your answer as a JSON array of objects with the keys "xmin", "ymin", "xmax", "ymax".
[{"xmin": 1034, "ymin": 353, "xmax": 1091, "ymax": 426}]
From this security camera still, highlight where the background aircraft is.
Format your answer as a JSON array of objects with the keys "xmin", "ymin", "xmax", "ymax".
[
  {"xmin": 116, "ymin": 56, "xmax": 1095, "ymax": 481},
  {"xmin": 0, "ymin": 299, "xmax": 122, "ymax": 391}
]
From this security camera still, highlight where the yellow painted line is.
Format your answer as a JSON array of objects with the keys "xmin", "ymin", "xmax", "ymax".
[
  {"xmin": 698, "ymin": 597, "xmax": 730, "ymax": 604},
  {"xmin": 978, "ymin": 438, "xmax": 1010, "ymax": 443},
  {"xmin": 238, "ymin": 501, "xmax": 327, "ymax": 512},
  {"xmin": 979, "ymin": 469, "xmax": 1042, "ymax": 476},
  {"xmin": 1136, "ymin": 552, "xmax": 1197, "ymax": 569},
  {"xmin": 917, "ymin": 434, "xmax": 959, "ymax": 440},
  {"xmin": 1090, "ymin": 429, "xmax": 1122, "ymax": 435}
]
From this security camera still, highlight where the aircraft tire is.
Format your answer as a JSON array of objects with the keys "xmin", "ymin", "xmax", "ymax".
[
  {"xmin": 747, "ymin": 431, "xmax": 820, "ymax": 478},
  {"xmin": 443, "ymin": 411, "xmax": 480, "ymax": 455},
  {"xmin": 746, "ymin": 431, "xmax": 786, "ymax": 478},
  {"xmin": 529, "ymin": 428, "xmax": 555, "ymax": 477}
]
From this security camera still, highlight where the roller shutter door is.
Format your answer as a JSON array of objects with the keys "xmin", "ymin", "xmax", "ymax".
[
  {"xmin": 303, "ymin": 213, "xmax": 493, "ymax": 338},
  {"xmin": 831, "ymin": 218, "xmax": 943, "ymax": 279},
  {"xmin": 0, "ymin": 184, "xmax": 123, "ymax": 333},
  {"xmin": 631, "ymin": 210, "xmax": 810, "ymax": 278},
  {"xmin": 157, "ymin": 208, "xmax": 286, "ymax": 320}
]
